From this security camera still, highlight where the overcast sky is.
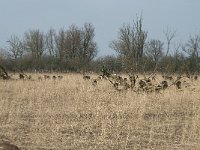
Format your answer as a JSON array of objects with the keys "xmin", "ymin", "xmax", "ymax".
[{"xmin": 0, "ymin": 0, "xmax": 200, "ymax": 57}]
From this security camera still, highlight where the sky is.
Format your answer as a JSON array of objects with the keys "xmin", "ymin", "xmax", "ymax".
[{"xmin": 0, "ymin": 0, "xmax": 200, "ymax": 57}]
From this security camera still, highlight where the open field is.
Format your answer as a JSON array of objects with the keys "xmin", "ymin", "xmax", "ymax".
[{"xmin": 0, "ymin": 73, "xmax": 200, "ymax": 149}]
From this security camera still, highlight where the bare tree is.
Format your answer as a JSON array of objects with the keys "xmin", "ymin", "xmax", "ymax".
[
  {"xmin": 7, "ymin": 35, "xmax": 24, "ymax": 59},
  {"xmin": 182, "ymin": 34, "xmax": 200, "ymax": 72},
  {"xmin": 0, "ymin": 48, "xmax": 8, "ymax": 61},
  {"xmin": 146, "ymin": 39, "xmax": 164, "ymax": 67},
  {"xmin": 80, "ymin": 23, "xmax": 97, "ymax": 66},
  {"xmin": 65, "ymin": 23, "xmax": 97, "ymax": 69},
  {"xmin": 164, "ymin": 27, "xmax": 176, "ymax": 56},
  {"xmin": 55, "ymin": 23, "xmax": 97, "ymax": 70},
  {"xmin": 173, "ymin": 42, "xmax": 181, "ymax": 72},
  {"xmin": 65, "ymin": 24, "xmax": 82, "ymax": 60},
  {"xmin": 182, "ymin": 34, "xmax": 200, "ymax": 56},
  {"xmin": 46, "ymin": 28, "xmax": 57, "ymax": 57},
  {"xmin": 24, "ymin": 29, "xmax": 45, "ymax": 69},
  {"xmin": 55, "ymin": 28, "xmax": 66, "ymax": 61},
  {"xmin": 110, "ymin": 15, "xmax": 147, "ymax": 71},
  {"xmin": 24, "ymin": 29, "xmax": 45, "ymax": 59}
]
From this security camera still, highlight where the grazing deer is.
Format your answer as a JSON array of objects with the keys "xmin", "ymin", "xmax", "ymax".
[
  {"xmin": 155, "ymin": 85, "xmax": 162, "ymax": 92},
  {"xmin": 19, "ymin": 73, "xmax": 25, "ymax": 80},
  {"xmin": 98, "ymin": 75, "xmax": 103, "ymax": 80},
  {"xmin": 83, "ymin": 75, "xmax": 90, "ymax": 80},
  {"xmin": 186, "ymin": 73, "xmax": 191, "ymax": 79},
  {"xmin": 161, "ymin": 80, "xmax": 168, "ymax": 89},
  {"xmin": 129, "ymin": 74, "xmax": 138, "ymax": 89},
  {"xmin": 101, "ymin": 65, "xmax": 111, "ymax": 78},
  {"xmin": 152, "ymin": 76, "xmax": 156, "ymax": 81},
  {"xmin": 27, "ymin": 75, "xmax": 32, "ymax": 80},
  {"xmin": 176, "ymin": 81, "xmax": 181, "ymax": 89},
  {"xmin": 0, "ymin": 65, "xmax": 11, "ymax": 80},
  {"xmin": 194, "ymin": 75, "xmax": 198, "ymax": 80},
  {"xmin": 44, "ymin": 75, "xmax": 50, "ymax": 80},
  {"xmin": 1, "ymin": 74, "xmax": 10, "ymax": 80},
  {"xmin": 92, "ymin": 79, "xmax": 98, "ymax": 86},
  {"xmin": 58, "ymin": 75, "xmax": 63, "ymax": 80},
  {"xmin": 162, "ymin": 75, "xmax": 173, "ymax": 80},
  {"xmin": 52, "ymin": 76, "xmax": 57, "ymax": 80}
]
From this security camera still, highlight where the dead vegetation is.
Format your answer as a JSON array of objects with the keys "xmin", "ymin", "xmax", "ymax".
[{"xmin": 0, "ymin": 73, "xmax": 200, "ymax": 149}]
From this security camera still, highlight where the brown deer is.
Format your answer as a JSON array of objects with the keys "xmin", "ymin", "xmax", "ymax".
[
  {"xmin": 0, "ymin": 65, "xmax": 11, "ymax": 80},
  {"xmin": 19, "ymin": 73, "xmax": 25, "ymax": 80},
  {"xmin": 176, "ymin": 81, "xmax": 181, "ymax": 89},
  {"xmin": 52, "ymin": 76, "xmax": 57, "ymax": 80},
  {"xmin": 58, "ymin": 75, "xmax": 63, "ymax": 80},
  {"xmin": 194, "ymin": 75, "xmax": 198, "ymax": 80},
  {"xmin": 83, "ymin": 75, "xmax": 90, "ymax": 80},
  {"xmin": 44, "ymin": 75, "xmax": 50, "ymax": 80}
]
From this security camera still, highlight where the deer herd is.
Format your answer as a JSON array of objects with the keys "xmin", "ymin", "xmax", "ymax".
[
  {"xmin": 0, "ymin": 64, "xmax": 199, "ymax": 93},
  {"xmin": 83, "ymin": 69, "xmax": 198, "ymax": 93}
]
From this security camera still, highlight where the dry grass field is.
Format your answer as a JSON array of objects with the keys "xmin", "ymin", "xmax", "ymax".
[{"xmin": 0, "ymin": 73, "xmax": 200, "ymax": 150}]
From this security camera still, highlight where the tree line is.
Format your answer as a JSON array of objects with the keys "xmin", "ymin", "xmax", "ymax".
[
  {"xmin": 0, "ymin": 23, "xmax": 97, "ymax": 72},
  {"xmin": 1, "ymin": 17, "xmax": 200, "ymax": 74}
]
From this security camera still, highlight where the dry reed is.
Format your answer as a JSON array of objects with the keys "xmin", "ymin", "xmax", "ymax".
[{"xmin": 0, "ymin": 73, "xmax": 200, "ymax": 149}]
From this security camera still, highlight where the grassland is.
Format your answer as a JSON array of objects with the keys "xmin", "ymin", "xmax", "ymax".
[{"xmin": 0, "ymin": 73, "xmax": 200, "ymax": 150}]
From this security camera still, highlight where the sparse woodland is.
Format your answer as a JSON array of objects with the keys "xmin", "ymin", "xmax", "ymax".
[
  {"xmin": 1, "ymin": 16, "xmax": 200, "ymax": 149},
  {"xmin": 0, "ymin": 16, "xmax": 200, "ymax": 74}
]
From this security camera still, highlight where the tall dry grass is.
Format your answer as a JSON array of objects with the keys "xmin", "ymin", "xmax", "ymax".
[{"xmin": 0, "ymin": 73, "xmax": 200, "ymax": 149}]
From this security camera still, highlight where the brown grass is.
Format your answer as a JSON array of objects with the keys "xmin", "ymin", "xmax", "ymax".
[{"xmin": 0, "ymin": 73, "xmax": 200, "ymax": 150}]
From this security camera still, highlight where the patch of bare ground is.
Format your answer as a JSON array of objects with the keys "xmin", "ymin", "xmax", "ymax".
[{"xmin": 0, "ymin": 73, "xmax": 200, "ymax": 149}]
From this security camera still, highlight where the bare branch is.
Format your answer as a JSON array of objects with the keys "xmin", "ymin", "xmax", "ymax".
[{"xmin": 164, "ymin": 27, "xmax": 176, "ymax": 56}]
